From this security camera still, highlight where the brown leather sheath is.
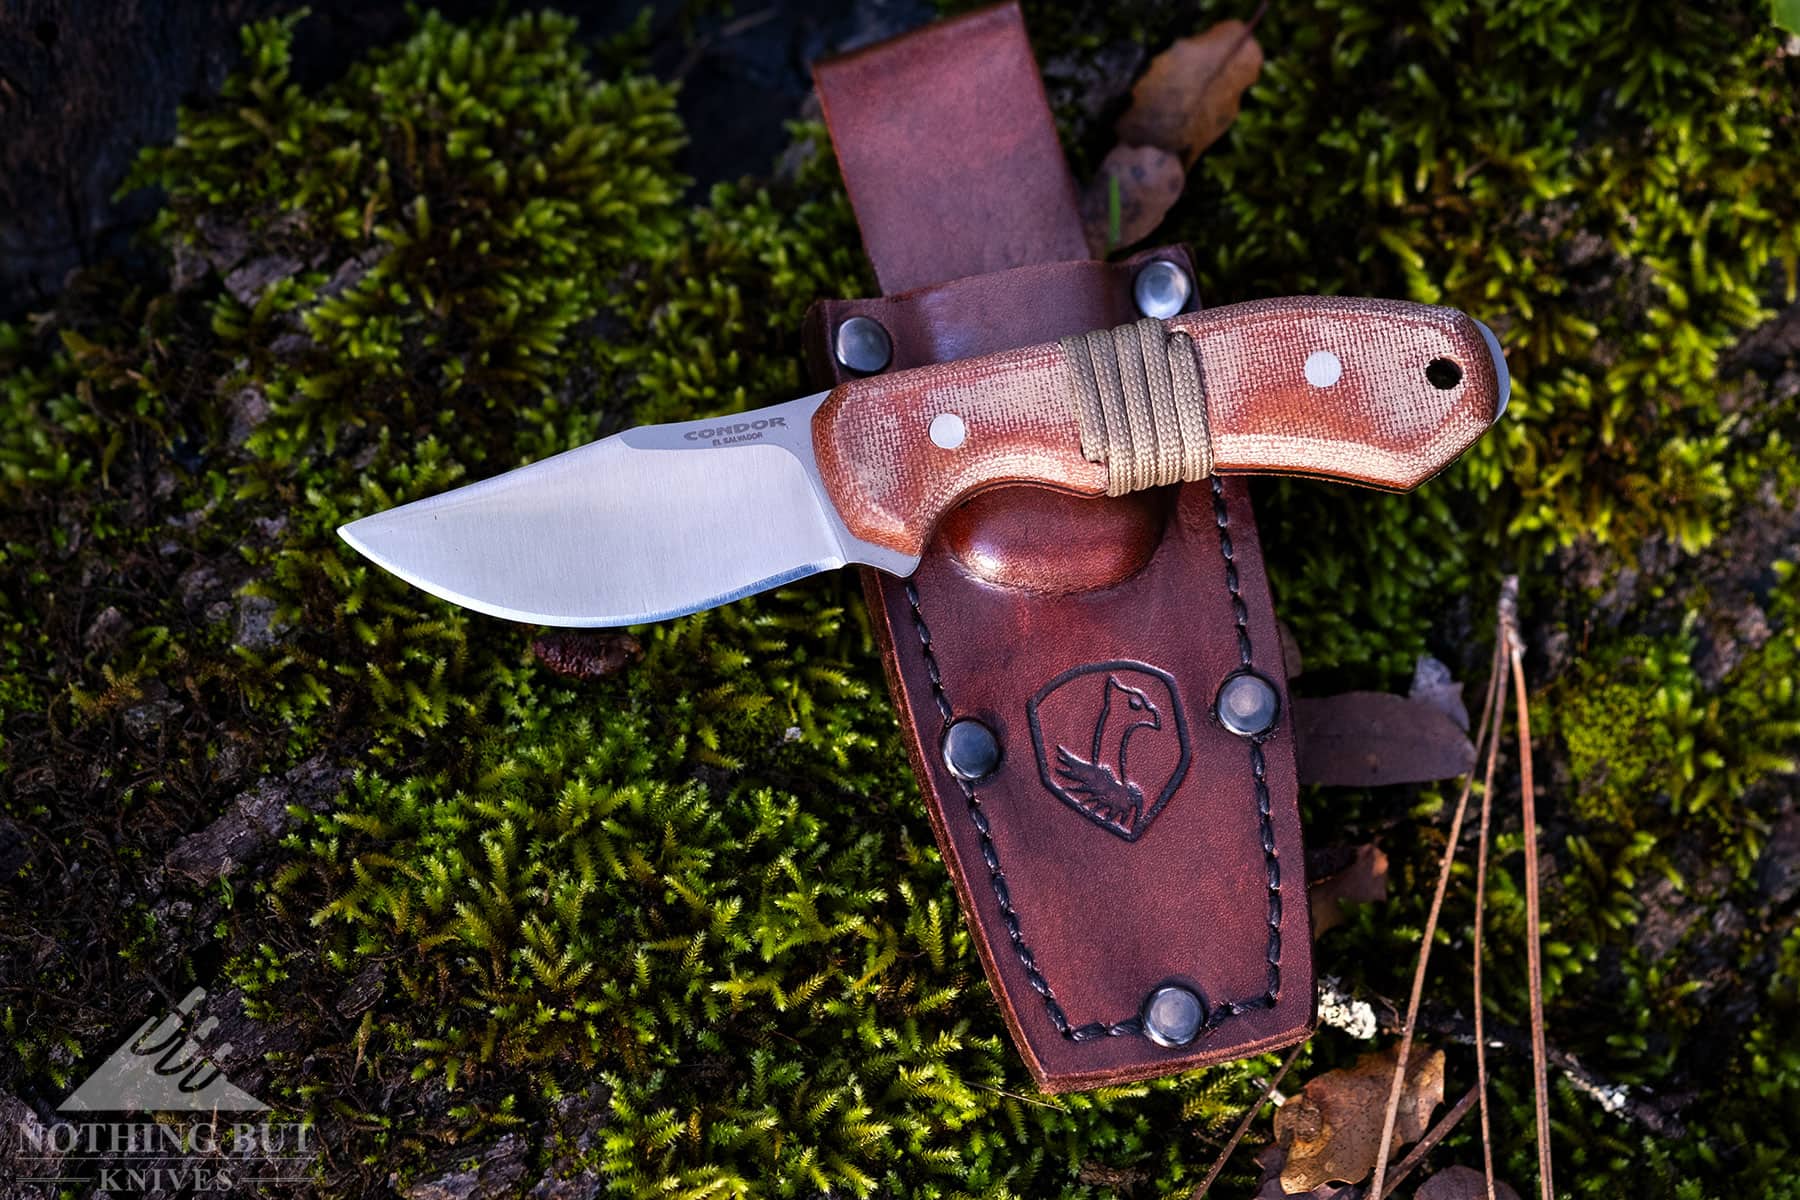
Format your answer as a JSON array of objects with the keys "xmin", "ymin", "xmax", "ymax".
[{"xmin": 806, "ymin": 3, "xmax": 1314, "ymax": 1092}]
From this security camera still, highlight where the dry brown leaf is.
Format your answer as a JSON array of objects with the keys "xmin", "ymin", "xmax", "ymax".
[
  {"xmin": 1251, "ymin": 1145, "xmax": 1357, "ymax": 1200},
  {"xmin": 1274, "ymin": 1045, "xmax": 1446, "ymax": 1193},
  {"xmin": 1307, "ymin": 843, "xmax": 1390, "ymax": 936},
  {"xmin": 1415, "ymin": 1165, "xmax": 1523, "ymax": 1200},
  {"xmin": 1291, "ymin": 692, "xmax": 1477, "ymax": 787},
  {"xmin": 1409, "ymin": 654, "xmax": 1472, "ymax": 732},
  {"xmin": 1079, "ymin": 19, "xmax": 1264, "ymax": 255},
  {"xmin": 1115, "ymin": 19, "xmax": 1264, "ymax": 168},
  {"xmin": 1080, "ymin": 143, "xmax": 1186, "ymax": 256},
  {"xmin": 532, "ymin": 630, "xmax": 643, "ymax": 680}
]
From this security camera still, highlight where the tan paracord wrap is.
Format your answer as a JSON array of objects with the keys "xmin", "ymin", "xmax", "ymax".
[{"xmin": 1059, "ymin": 317, "xmax": 1211, "ymax": 496}]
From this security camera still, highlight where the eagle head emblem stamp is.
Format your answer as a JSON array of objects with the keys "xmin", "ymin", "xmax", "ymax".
[{"xmin": 1026, "ymin": 661, "xmax": 1191, "ymax": 841}]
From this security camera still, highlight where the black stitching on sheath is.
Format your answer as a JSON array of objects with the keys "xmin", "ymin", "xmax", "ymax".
[
  {"xmin": 906, "ymin": 580, "xmax": 1087, "ymax": 1037},
  {"xmin": 1210, "ymin": 475, "xmax": 1286, "ymax": 1011},
  {"xmin": 907, "ymin": 476, "xmax": 1284, "ymax": 1045}
]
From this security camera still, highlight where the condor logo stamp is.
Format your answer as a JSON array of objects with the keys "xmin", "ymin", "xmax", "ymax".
[
  {"xmin": 681, "ymin": 416, "xmax": 788, "ymax": 446},
  {"xmin": 1026, "ymin": 661, "xmax": 1191, "ymax": 841}
]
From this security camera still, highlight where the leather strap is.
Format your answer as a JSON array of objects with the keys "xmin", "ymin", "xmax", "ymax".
[
  {"xmin": 813, "ymin": 3, "xmax": 1088, "ymax": 294},
  {"xmin": 808, "ymin": 2, "xmax": 1314, "ymax": 1091},
  {"xmin": 803, "ymin": 257, "xmax": 1179, "ymax": 382}
]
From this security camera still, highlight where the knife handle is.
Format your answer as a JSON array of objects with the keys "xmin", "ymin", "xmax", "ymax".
[{"xmin": 811, "ymin": 296, "xmax": 1505, "ymax": 558}]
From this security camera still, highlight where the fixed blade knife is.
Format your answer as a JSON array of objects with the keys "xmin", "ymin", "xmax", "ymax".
[{"xmin": 339, "ymin": 296, "xmax": 1509, "ymax": 626}]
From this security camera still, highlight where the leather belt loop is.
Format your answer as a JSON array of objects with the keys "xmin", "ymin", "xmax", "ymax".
[{"xmin": 813, "ymin": 2, "xmax": 1088, "ymax": 293}]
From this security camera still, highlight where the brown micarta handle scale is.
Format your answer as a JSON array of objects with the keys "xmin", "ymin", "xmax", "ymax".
[{"xmin": 811, "ymin": 295, "xmax": 1505, "ymax": 558}]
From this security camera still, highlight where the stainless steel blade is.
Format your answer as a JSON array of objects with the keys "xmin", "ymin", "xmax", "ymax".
[{"xmin": 337, "ymin": 393, "xmax": 918, "ymax": 626}]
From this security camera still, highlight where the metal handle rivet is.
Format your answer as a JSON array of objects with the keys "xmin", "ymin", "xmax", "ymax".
[
  {"xmin": 1132, "ymin": 259, "xmax": 1193, "ymax": 320},
  {"xmin": 929, "ymin": 412, "xmax": 967, "ymax": 450},
  {"xmin": 1216, "ymin": 672, "xmax": 1279, "ymax": 738},
  {"xmin": 942, "ymin": 718, "xmax": 1001, "ymax": 782},
  {"xmin": 1304, "ymin": 349, "xmax": 1343, "ymax": 388},
  {"xmin": 834, "ymin": 315, "xmax": 893, "ymax": 374},
  {"xmin": 1142, "ymin": 984, "xmax": 1205, "ymax": 1047}
]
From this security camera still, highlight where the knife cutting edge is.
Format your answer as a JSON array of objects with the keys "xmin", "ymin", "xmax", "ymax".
[{"xmin": 339, "ymin": 296, "xmax": 1510, "ymax": 627}]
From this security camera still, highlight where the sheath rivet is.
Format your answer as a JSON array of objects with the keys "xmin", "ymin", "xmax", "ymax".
[
  {"xmin": 834, "ymin": 315, "xmax": 892, "ymax": 374},
  {"xmin": 1216, "ymin": 672, "xmax": 1280, "ymax": 737},
  {"xmin": 942, "ymin": 718, "xmax": 1001, "ymax": 782},
  {"xmin": 1133, "ymin": 259, "xmax": 1193, "ymax": 320},
  {"xmin": 1142, "ymin": 984, "xmax": 1205, "ymax": 1047}
]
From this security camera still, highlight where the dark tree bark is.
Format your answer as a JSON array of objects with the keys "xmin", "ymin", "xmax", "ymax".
[
  {"xmin": 0, "ymin": 0, "xmax": 932, "ymax": 321},
  {"xmin": 0, "ymin": 1, "xmax": 463, "ymax": 317}
]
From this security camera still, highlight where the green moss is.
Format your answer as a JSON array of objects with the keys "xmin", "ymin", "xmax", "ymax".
[
  {"xmin": 0, "ymin": 324, "xmax": 94, "ymax": 492},
  {"xmin": 3, "ymin": 1, "xmax": 1800, "ymax": 1196},
  {"xmin": 129, "ymin": 9, "xmax": 687, "ymax": 475},
  {"xmin": 1555, "ymin": 562, "xmax": 1800, "ymax": 866},
  {"xmin": 1557, "ymin": 635, "xmax": 1689, "ymax": 825}
]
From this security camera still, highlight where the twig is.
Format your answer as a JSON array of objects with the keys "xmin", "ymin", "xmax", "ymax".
[
  {"xmin": 1367, "ymin": 620, "xmax": 1506, "ymax": 1200},
  {"xmin": 1500, "ymin": 575, "xmax": 1555, "ymax": 1200},
  {"xmin": 1377, "ymin": 1084, "xmax": 1480, "ymax": 1198},
  {"xmin": 970, "ymin": 1082, "xmax": 1067, "ymax": 1112},
  {"xmin": 1472, "ymin": 634, "xmax": 1506, "ymax": 1200},
  {"xmin": 1191, "ymin": 1039, "xmax": 1308, "ymax": 1199},
  {"xmin": 1361, "ymin": 1000, "xmax": 1684, "ymax": 1138}
]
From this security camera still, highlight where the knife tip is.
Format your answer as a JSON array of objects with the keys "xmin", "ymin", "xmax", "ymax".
[{"xmin": 336, "ymin": 517, "xmax": 374, "ymax": 561}]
